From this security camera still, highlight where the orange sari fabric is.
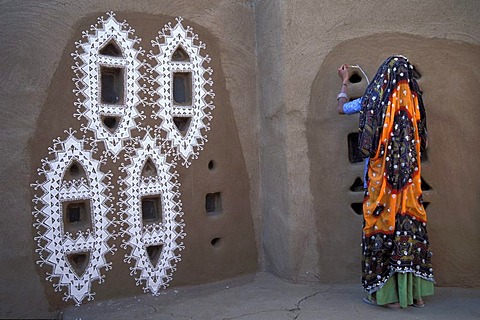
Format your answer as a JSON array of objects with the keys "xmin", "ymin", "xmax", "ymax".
[{"xmin": 363, "ymin": 81, "xmax": 427, "ymax": 237}]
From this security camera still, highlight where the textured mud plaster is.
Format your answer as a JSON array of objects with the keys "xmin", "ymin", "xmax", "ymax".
[
  {"xmin": 1, "ymin": 2, "xmax": 258, "ymax": 318},
  {"xmin": 308, "ymin": 33, "xmax": 480, "ymax": 285},
  {"xmin": 257, "ymin": 0, "xmax": 480, "ymax": 283}
]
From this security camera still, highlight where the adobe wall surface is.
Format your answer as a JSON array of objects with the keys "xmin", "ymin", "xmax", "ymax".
[
  {"xmin": 257, "ymin": 0, "xmax": 480, "ymax": 285},
  {"xmin": 1, "ymin": 0, "xmax": 480, "ymax": 318},
  {"xmin": 0, "ymin": 1, "xmax": 259, "ymax": 318}
]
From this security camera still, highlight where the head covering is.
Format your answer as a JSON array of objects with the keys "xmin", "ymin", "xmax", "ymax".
[{"xmin": 358, "ymin": 55, "xmax": 427, "ymax": 159}]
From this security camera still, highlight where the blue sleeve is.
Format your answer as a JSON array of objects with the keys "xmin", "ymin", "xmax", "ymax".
[{"xmin": 343, "ymin": 97, "xmax": 363, "ymax": 115}]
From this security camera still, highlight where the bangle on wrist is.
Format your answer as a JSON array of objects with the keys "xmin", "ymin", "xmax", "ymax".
[{"xmin": 337, "ymin": 92, "xmax": 348, "ymax": 101}]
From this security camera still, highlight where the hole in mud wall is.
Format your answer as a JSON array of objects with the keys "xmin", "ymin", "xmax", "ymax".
[
  {"xmin": 67, "ymin": 252, "xmax": 90, "ymax": 278},
  {"xmin": 173, "ymin": 72, "xmax": 192, "ymax": 105},
  {"xmin": 172, "ymin": 116, "xmax": 192, "ymax": 136},
  {"xmin": 171, "ymin": 45, "xmax": 190, "ymax": 62},
  {"xmin": 421, "ymin": 177, "xmax": 432, "ymax": 191},
  {"xmin": 421, "ymin": 149, "xmax": 428, "ymax": 163},
  {"xmin": 350, "ymin": 203, "xmax": 363, "ymax": 215},
  {"xmin": 208, "ymin": 160, "xmax": 217, "ymax": 170},
  {"xmin": 349, "ymin": 177, "xmax": 364, "ymax": 192},
  {"xmin": 99, "ymin": 40, "xmax": 123, "ymax": 57},
  {"xmin": 101, "ymin": 115, "xmax": 121, "ymax": 133},
  {"xmin": 210, "ymin": 237, "xmax": 221, "ymax": 247},
  {"xmin": 347, "ymin": 132, "xmax": 363, "ymax": 163},
  {"xmin": 205, "ymin": 192, "xmax": 222, "ymax": 215},
  {"xmin": 349, "ymin": 72, "xmax": 362, "ymax": 83},
  {"xmin": 141, "ymin": 158, "xmax": 158, "ymax": 178},
  {"xmin": 141, "ymin": 196, "xmax": 162, "ymax": 224},
  {"xmin": 412, "ymin": 65, "xmax": 422, "ymax": 80},
  {"xmin": 62, "ymin": 200, "xmax": 92, "ymax": 234},
  {"xmin": 64, "ymin": 160, "xmax": 87, "ymax": 181},
  {"xmin": 146, "ymin": 244, "xmax": 163, "ymax": 267},
  {"xmin": 101, "ymin": 66, "xmax": 124, "ymax": 104},
  {"xmin": 423, "ymin": 202, "xmax": 430, "ymax": 211}
]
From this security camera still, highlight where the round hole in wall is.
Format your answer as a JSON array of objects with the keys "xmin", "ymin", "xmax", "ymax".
[
  {"xmin": 349, "ymin": 73, "xmax": 362, "ymax": 83},
  {"xmin": 211, "ymin": 237, "xmax": 221, "ymax": 247},
  {"xmin": 208, "ymin": 160, "xmax": 216, "ymax": 170}
]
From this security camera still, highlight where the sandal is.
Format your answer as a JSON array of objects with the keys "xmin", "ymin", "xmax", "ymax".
[{"xmin": 413, "ymin": 299, "xmax": 425, "ymax": 308}]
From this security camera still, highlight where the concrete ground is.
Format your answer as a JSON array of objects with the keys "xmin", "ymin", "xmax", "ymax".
[{"xmin": 62, "ymin": 272, "xmax": 480, "ymax": 320}]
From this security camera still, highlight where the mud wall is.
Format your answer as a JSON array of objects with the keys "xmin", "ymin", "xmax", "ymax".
[
  {"xmin": 257, "ymin": 0, "xmax": 480, "ymax": 284},
  {"xmin": 0, "ymin": 1, "xmax": 259, "ymax": 318}
]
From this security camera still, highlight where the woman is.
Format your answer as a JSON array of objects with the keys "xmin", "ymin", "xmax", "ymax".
[{"xmin": 337, "ymin": 56, "xmax": 434, "ymax": 309}]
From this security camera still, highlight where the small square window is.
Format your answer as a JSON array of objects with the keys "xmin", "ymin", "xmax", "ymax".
[
  {"xmin": 62, "ymin": 200, "xmax": 92, "ymax": 234},
  {"xmin": 100, "ymin": 66, "xmax": 124, "ymax": 104},
  {"xmin": 141, "ymin": 196, "xmax": 162, "ymax": 224},
  {"xmin": 173, "ymin": 72, "xmax": 192, "ymax": 105},
  {"xmin": 348, "ymin": 132, "xmax": 364, "ymax": 163},
  {"xmin": 205, "ymin": 192, "xmax": 222, "ymax": 215}
]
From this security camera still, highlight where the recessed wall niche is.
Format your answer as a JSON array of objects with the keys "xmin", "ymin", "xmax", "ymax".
[
  {"xmin": 205, "ymin": 192, "xmax": 222, "ymax": 215},
  {"xmin": 141, "ymin": 196, "xmax": 163, "ymax": 224},
  {"xmin": 100, "ymin": 66, "xmax": 124, "ymax": 104},
  {"xmin": 62, "ymin": 199, "xmax": 92, "ymax": 235},
  {"xmin": 173, "ymin": 72, "xmax": 192, "ymax": 105},
  {"xmin": 347, "ymin": 132, "xmax": 364, "ymax": 163}
]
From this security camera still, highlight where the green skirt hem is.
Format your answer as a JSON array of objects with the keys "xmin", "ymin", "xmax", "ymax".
[{"xmin": 369, "ymin": 273, "xmax": 434, "ymax": 308}]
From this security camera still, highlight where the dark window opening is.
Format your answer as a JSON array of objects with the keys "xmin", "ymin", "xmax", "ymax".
[
  {"xmin": 351, "ymin": 203, "xmax": 363, "ymax": 215},
  {"xmin": 99, "ymin": 40, "xmax": 122, "ymax": 57},
  {"xmin": 141, "ymin": 196, "xmax": 162, "ymax": 224},
  {"xmin": 141, "ymin": 158, "xmax": 158, "ymax": 178},
  {"xmin": 208, "ymin": 160, "xmax": 216, "ymax": 170},
  {"xmin": 171, "ymin": 46, "xmax": 190, "ymax": 62},
  {"xmin": 146, "ymin": 244, "xmax": 163, "ymax": 267},
  {"xmin": 173, "ymin": 116, "xmax": 192, "ymax": 136},
  {"xmin": 63, "ymin": 200, "xmax": 92, "ymax": 234},
  {"xmin": 421, "ymin": 177, "xmax": 432, "ymax": 191},
  {"xmin": 67, "ymin": 252, "xmax": 90, "ymax": 278},
  {"xmin": 420, "ymin": 149, "xmax": 428, "ymax": 163},
  {"xmin": 101, "ymin": 115, "xmax": 121, "ymax": 133},
  {"xmin": 210, "ymin": 237, "xmax": 221, "ymax": 247},
  {"xmin": 205, "ymin": 192, "xmax": 222, "ymax": 215},
  {"xmin": 412, "ymin": 65, "xmax": 422, "ymax": 80},
  {"xmin": 101, "ymin": 66, "xmax": 124, "ymax": 104},
  {"xmin": 173, "ymin": 72, "xmax": 192, "ymax": 105},
  {"xmin": 64, "ymin": 160, "xmax": 87, "ymax": 181},
  {"xmin": 349, "ymin": 73, "xmax": 362, "ymax": 83},
  {"xmin": 349, "ymin": 177, "xmax": 364, "ymax": 192},
  {"xmin": 348, "ymin": 132, "xmax": 364, "ymax": 163}
]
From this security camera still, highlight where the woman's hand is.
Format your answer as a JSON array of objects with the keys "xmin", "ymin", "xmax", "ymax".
[{"xmin": 337, "ymin": 64, "xmax": 349, "ymax": 83}]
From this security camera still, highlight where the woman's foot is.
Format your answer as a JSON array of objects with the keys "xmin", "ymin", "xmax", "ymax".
[{"xmin": 413, "ymin": 299, "xmax": 425, "ymax": 308}]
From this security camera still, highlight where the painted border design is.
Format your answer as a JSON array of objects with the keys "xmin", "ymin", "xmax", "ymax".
[
  {"xmin": 31, "ymin": 130, "xmax": 115, "ymax": 305},
  {"xmin": 72, "ymin": 11, "xmax": 145, "ymax": 159},
  {"xmin": 118, "ymin": 133, "xmax": 185, "ymax": 294},
  {"xmin": 149, "ymin": 17, "xmax": 215, "ymax": 167}
]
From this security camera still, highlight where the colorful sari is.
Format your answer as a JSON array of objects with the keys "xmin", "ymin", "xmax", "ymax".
[{"xmin": 358, "ymin": 56, "xmax": 434, "ymax": 302}]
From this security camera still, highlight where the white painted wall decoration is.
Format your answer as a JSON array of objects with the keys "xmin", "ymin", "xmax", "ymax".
[
  {"xmin": 32, "ymin": 12, "xmax": 215, "ymax": 305},
  {"xmin": 72, "ymin": 11, "xmax": 145, "ymax": 160},
  {"xmin": 118, "ymin": 133, "xmax": 185, "ymax": 295},
  {"xmin": 31, "ymin": 130, "xmax": 115, "ymax": 305},
  {"xmin": 149, "ymin": 17, "xmax": 215, "ymax": 167}
]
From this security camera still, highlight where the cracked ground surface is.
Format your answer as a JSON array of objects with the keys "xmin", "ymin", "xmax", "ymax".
[{"xmin": 62, "ymin": 272, "xmax": 480, "ymax": 320}]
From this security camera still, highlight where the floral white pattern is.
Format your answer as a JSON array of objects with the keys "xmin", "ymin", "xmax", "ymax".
[
  {"xmin": 118, "ymin": 133, "xmax": 185, "ymax": 294},
  {"xmin": 149, "ymin": 17, "xmax": 215, "ymax": 167},
  {"xmin": 31, "ymin": 131, "xmax": 115, "ymax": 305}
]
